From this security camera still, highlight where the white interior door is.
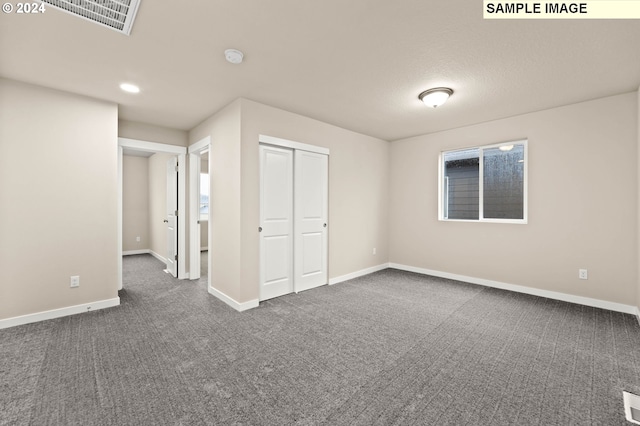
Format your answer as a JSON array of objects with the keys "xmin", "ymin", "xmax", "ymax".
[
  {"xmin": 294, "ymin": 150, "xmax": 328, "ymax": 292},
  {"xmin": 188, "ymin": 152, "xmax": 201, "ymax": 280},
  {"xmin": 259, "ymin": 145, "xmax": 294, "ymax": 301},
  {"xmin": 166, "ymin": 156, "xmax": 178, "ymax": 277}
]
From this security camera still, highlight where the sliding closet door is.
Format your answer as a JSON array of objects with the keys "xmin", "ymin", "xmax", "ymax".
[
  {"xmin": 259, "ymin": 145, "xmax": 294, "ymax": 301},
  {"xmin": 294, "ymin": 150, "xmax": 328, "ymax": 292}
]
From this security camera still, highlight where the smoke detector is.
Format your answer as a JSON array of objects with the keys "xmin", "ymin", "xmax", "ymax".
[
  {"xmin": 40, "ymin": 0, "xmax": 141, "ymax": 36},
  {"xmin": 225, "ymin": 49, "xmax": 244, "ymax": 64}
]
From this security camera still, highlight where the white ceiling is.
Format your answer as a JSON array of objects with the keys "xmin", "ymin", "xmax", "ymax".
[{"xmin": 1, "ymin": 1, "xmax": 639, "ymax": 141}]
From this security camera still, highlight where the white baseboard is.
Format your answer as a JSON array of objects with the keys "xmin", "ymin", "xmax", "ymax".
[
  {"xmin": 0, "ymin": 297, "xmax": 120, "ymax": 330},
  {"xmin": 149, "ymin": 250, "xmax": 167, "ymax": 264},
  {"xmin": 636, "ymin": 307, "xmax": 640, "ymax": 326},
  {"xmin": 389, "ymin": 263, "xmax": 637, "ymax": 315},
  {"xmin": 329, "ymin": 263, "xmax": 390, "ymax": 285},
  {"xmin": 208, "ymin": 286, "xmax": 259, "ymax": 312},
  {"xmin": 123, "ymin": 249, "xmax": 150, "ymax": 256}
]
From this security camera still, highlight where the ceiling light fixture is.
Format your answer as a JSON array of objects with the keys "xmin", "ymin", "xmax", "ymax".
[
  {"xmin": 225, "ymin": 49, "xmax": 244, "ymax": 64},
  {"xmin": 419, "ymin": 87, "xmax": 453, "ymax": 108},
  {"xmin": 120, "ymin": 83, "xmax": 140, "ymax": 94},
  {"xmin": 499, "ymin": 145, "xmax": 514, "ymax": 151}
]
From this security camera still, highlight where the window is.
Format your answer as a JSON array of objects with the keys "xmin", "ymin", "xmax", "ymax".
[
  {"xmin": 200, "ymin": 173, "xmax": 209, "ymax": 221},
  {"xmin": 440, "ymin": 140, "xmax": 527, "ymax": 223}
]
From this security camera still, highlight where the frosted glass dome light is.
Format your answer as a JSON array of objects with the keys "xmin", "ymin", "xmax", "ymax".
[{"xmin": 419, "ymin": 87, "xmax": 453, "ymax": 108}]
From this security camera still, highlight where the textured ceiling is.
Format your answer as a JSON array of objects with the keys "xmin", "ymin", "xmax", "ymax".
[{"xmin": 1, "ymin": 1, "xmax": 639, "ymax": 141}]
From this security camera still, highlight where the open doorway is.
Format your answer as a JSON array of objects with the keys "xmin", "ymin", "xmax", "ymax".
[
  {"xmin": 199, "ymin": 151, "xmax": 210, "ymax": 279},
  {"xmin": 188, "ymin": 136, "xmax": 211, "ymax": 289},
  {"xmin": 117, "ymin": 138, "xmax": 187, "ymax": 290}
]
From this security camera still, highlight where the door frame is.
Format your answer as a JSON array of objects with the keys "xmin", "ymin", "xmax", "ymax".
[
  {"xmin": 258, "ymin": 134, "xmax": 329, "ymax": 156},
  {"xmin": 187, "ymin": 136, "xmax": 211, "ymax": 282},
  {"xmin": 117, "ymin": 138, "xmax": 188, "ymax": 290}
]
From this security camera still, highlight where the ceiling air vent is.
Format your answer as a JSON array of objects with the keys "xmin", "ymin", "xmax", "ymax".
[{"xmin": 40, "ymin": 0, "xmax": 141, "ymax": 35}]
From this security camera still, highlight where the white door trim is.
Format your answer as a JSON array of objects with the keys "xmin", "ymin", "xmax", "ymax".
[
  {"xmin": 176, "ymin": 156, "xmax": 187, "ymax": 279},
  {"xmin": 117, "ymin": 146, "xmax": 123, "ymax": 290},
  {"xmin": 119, "ymin": 138, "xmax": 187, "ymax": 155},
  {"xmin": 188, "ymin": 136, "xmax": 210, "ymax": 154},
  {"xmin": 117, "ymin": 138, "xmax": 188, "ymax": 290},
  {"xmin": 259, "ymin": 134, "xmax": 330, "ymax": 155},
  {"xmin": 188, "ymin": 136, "xmax": 211, "ymax": 282}
]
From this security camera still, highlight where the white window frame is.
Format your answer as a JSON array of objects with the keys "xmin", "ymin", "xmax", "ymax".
[{"xmin": 438, "ymin": 139, "xmax": 528, "ymax": 224}]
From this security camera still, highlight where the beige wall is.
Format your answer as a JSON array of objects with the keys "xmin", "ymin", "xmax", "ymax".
[
  {"xmin": 239, "ymin": 99, "xmax": 390, "ymax": 302},
  {"xmin": 200, "ymin": 221, "xmax": 208, "ymax": 250},
  {"xmin": 0, "ymin": 78, "xmax": 119, "ymax": 320},
  {"xmin": 0, "ymin": 78, "xmax": 635, "ymax": 321},
  {"xmin": 189, "ymin": 98, "xmax": 389, "ymax": 303},
  {"xmin": 190, "ymin": 100, "xmax": 243, "ymax": 300},
  {"xmin": 390, "ymin": 92, "xmax": 638, "ymax": 306},
  {"xmin": 119, "ymin": 119, "xmax": 188, "ymax": 147},
  {"xmin": 122, "ymin": 155, "xmax": 150, "ymax": 252}
]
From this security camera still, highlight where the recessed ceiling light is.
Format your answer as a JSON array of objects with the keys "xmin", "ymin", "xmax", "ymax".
[
  {"xmin": 224, "ymin": 49, "xmax": 244, "ymax": 64},
  {"xmin": 120, "ymin": 83, "xmax": 140, "ymax": 94},
  {"xmin": 419, "ymin": 87, "xmax": 453, "ymax": 108},
  {"xmin": 499, "ymin": 145, "xmax": 514, "ymax": 151}
]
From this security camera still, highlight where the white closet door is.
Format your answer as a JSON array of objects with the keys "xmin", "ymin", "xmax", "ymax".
[
  {"xmin": 294, "ymin": 150, "xmax": 328, "ymax": 293},
  {"xmin": 259, "ymin": 145, "xmax": 294, "ymax": 301}
]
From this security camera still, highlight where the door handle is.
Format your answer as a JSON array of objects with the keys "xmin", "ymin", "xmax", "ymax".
[
  {"xmin": 258, "ymin": 226, "xmax": 263, "ymax": 232},
  {"xmin": 323, "ymin": 223, "xmax": 327, "ymax": 228},
  {"xmin": 163, "ymin": 219, "xmax": 169, "ymax": 223}
]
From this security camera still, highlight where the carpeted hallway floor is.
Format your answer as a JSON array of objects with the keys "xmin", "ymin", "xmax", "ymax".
[{"xmin": 2, "ymin": 254, "xmax": 640, "ymax": 425}]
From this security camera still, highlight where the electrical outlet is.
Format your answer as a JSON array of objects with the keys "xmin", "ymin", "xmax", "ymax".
[
  {"xmin": 373, "ymin": 247, "xmax": 376, "ymax": 255},
  {"xmin": 578, "ymin": 269, "xmax": 588, "ymax": 280},
  {"xmin": 70, "ymin": 275, "xmax": 80, "ymax": 288},
  {"xmin": 136, "ymin": 236, "xmax": 141, "ymax": 242}
]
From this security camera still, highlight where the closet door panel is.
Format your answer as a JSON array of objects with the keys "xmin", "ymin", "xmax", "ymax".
[
  {"xmin": 259, "ymin": 145, "xmax": 294, "ymax": 301},
  {"xmin": 294, "ymin": 150, "xmax": 328, "ymax": 293}
]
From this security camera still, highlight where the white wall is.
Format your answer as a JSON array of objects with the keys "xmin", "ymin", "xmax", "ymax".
[
  {"xmin": 0, "ymin": 78, "xmax": 119, "ymax": 320},
  {"xmin": 390, "ymin": 92, "xmax": 638, "ymax": 306}
]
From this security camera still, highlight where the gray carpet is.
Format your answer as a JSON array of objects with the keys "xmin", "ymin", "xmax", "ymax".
[{"xmin": 2, "ymin": 254, "xmax": 640, "ymax": 425}]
